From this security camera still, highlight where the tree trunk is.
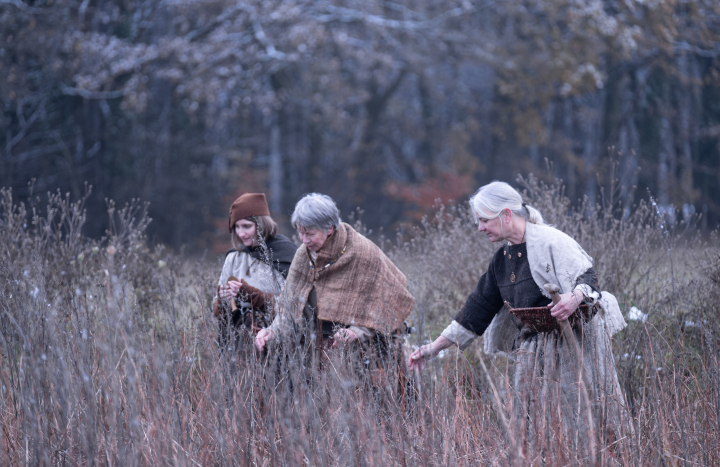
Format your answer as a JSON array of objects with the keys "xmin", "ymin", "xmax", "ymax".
[
  {"xmin": 417, "ymin": 74, "xmax": 435, "ymax": 176},
  {"xmin": 563, "ymin": 97, "xmax": 576, "ymax": 201},
  {"xmin": 618, "ymin": 73, "xmax": 640, "ymax": 211},
  {"xmin": 350, "ymin": 68, "xmax": 408, "ymax": 203},
  {"xmin": 657, "ymin": 80, "xmax": 675, "ymax": 207},
  {"xmin": 579, "ymin": 91, "xmax": 604, "ymax": 206},
  {"xmin": 268, "ymin": 114, "xmax": 282, "ymax": 214},
  {"xmin": 676, "ymin": 52, "xmax": 692, "ymax": 202}
]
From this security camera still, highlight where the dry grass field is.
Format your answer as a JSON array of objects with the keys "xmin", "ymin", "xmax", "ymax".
[{"xmin": 1, "ymin": 177, "xmax": 718, "ymax": 465}]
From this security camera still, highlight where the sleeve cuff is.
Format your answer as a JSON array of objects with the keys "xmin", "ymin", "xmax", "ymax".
[
  {"xmin": 441, "ymin": 320, "xmax": 477, "ymax": 351},
  {"xmin": 268, "ymin": 312, "xmax": 293, "ymax": 336},
  {"xmin": 574, "ymin": 284, "xmax": 600, "ymax": 304}
]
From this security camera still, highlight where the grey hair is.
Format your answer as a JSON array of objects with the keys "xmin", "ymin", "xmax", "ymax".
[
  {"xmin": 469, "ymin": 181, "xmax": 545, "ymax": 225},
  {"xmin": 291, "ymin": 193, "xmax": 342, "ymax": 231}
]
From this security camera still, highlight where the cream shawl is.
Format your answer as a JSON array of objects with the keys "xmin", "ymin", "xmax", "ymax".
[{"xmin": 483, "ymin": 222, "xmax": 626, "ymax": 354}]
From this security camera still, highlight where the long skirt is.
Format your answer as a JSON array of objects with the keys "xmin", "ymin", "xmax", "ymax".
[
  {"xmin": 512, "ymin": 313, "xmax": 633, "ymax": 456},
  {"xmin": 267, "ymin": 331, "xmax": 415, "ymax": 414}
]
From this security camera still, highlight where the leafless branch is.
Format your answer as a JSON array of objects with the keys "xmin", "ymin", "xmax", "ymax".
[
  {"xmin": 185, "ymin": 4, "xmax": 249, "ymax": 42},
  {"xmin": 252, "ymin": 21, "xmax": 287, "ymax": 60},
  {"xmin": 0, "ymin": 0, "xmax": 42, "ymax": 13},
  {"xmin": 674, "ymin": 41, "xmax": 720, "ymax": 57},
  {"xmin": 7, "ymin": 144, "xmax": 61, "ymax": 163},
  {"xmin": 61, "ymin": 85, "xmax": 127, "ymax": 100},
  {"xmin": 314, "ymin": 5, "xmax": 469, "ymax": 32},
  {"xmin": 78, "ymin": 0, "xmax": 91, "ymax": 20},
  {"xmin": 5, "ymin": 98, "xmax": 47, "ymax": 158}
]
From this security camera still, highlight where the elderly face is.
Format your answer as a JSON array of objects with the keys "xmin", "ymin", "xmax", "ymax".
[
  {"xmin": 235, "ymin": 219, "xmax": 258, "ymax": 247},
  {"xmin": 297, "ymin": 225, "xmax": 334, "ymax": 252},
  {"xmin": 475, "ymin": 210, "xmax": 507, "ymax": 242}
]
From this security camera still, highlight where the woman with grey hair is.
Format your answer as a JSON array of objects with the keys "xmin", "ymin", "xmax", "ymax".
[
  {"xmin": 255, "ymin": 193, "xmax": 414, "ymax": 357},
  {"xmin": 408, "ymin": 181, "xmax": 631, "ymax": 448}
]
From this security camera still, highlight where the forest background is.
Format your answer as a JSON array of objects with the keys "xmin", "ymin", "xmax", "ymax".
[
  {"xmin": 3, "ymin": 1, "xmax": 720, "ymax": 464},
  {"xmin": 2, "ymin": 0, "xmax": 720, "ymax": 250}
]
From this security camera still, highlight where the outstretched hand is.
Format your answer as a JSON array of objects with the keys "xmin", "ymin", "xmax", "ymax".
[
  {"xmin": 407, "ymin": 344, "xmax": 435, "ymax": 371},
  {"xmin": 331, "ymin": 328, "xmax": 358, "ymax": 348},
  {"xmin": 407, "ymin": 336, "xmax": 454, "ymax": 371},
  {"xmin": 254, "ymin": 328, "xmax": 274, "ymax": 351},
  {"xmin": 550, "ymin": 290, "xmax": 584, "ymax": 321}
]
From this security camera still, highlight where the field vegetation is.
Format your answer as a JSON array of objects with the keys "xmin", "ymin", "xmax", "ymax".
[{"xmin": 0, "ymin": 176, "xmax": 718, "ymax": 465}]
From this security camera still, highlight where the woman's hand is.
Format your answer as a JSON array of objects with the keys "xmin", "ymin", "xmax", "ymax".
[
  {"xmin": 254, "ymin": 328, "xmax": 275, "ymax": 351},
  {"xmin": 331, "ymin": 328, "xmax": 358, "ymax": 348},
  {"xmin": 550, "ymin": 290, "xmax": 584, "ymax": 321},
  {"xmin": 219, "ymin": 280, "xmax": 242, "ymax": 299},
  {"xmin": 407, "ymin": 336, "xmax": 454, "ymax": 371}
]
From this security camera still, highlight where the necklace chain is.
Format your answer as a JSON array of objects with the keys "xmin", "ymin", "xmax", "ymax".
[{"xmin": 504, "ymin": 228, "xmax": 526, "ymax": 283}]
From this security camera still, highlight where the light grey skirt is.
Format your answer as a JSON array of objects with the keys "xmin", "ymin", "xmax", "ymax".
[{"xmin": 511, "ymin": 313, "xmax": 633, "ymax": 454}]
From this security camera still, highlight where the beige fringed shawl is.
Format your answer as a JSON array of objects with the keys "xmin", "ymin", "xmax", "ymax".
[{"xmin": 278, "ymin": 223, "xmax": 414, "ymax": 333}]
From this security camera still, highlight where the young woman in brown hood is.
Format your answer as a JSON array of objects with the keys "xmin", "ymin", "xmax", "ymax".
[{"xmin": 213, "ymin": 193, "xmax": 297, "ymax": 351}]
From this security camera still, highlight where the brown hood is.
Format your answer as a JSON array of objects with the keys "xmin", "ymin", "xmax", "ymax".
[{"xmin": 228, "ymin": 193, "xmax": 270, "ymax": 232}]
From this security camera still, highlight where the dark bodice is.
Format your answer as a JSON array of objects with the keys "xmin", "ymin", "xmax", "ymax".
[
  {"xmin": 496, "ymin": 243, "xmax": 547, "ymax": 309},
  {"xmin": 455, "ymin": 243, "xmax": 598, "ymax": 336},
  {"xmin": 302, "ymin": 287, "xmax": 351, "ymax": 339}
]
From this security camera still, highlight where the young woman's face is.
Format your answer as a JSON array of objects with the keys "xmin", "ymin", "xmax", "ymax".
[
  {"xmin": 476, "ymin": 211, "xmax": 506, "ymax": 242},
  {"xmin": 235, "ymin": 219, "xmax": 257, "ymax": 247},
  {"xmin": 297, "ymin": 226, "xmax": 334, "ymax": 252}
]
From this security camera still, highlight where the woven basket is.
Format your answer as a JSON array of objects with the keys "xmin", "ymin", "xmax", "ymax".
[{"xmin": 508, "ymin": 303, "xmax": 599, "ymax": 333}]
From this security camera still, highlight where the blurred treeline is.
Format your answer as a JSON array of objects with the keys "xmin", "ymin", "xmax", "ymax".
[{"xmin": 2, "ymin": 0, "xmax": 719, "ymax": 251}]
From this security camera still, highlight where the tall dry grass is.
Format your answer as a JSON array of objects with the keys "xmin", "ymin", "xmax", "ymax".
[{"xmin": 0, "ymin": 177, "xmax": 718, "ymax": 465}]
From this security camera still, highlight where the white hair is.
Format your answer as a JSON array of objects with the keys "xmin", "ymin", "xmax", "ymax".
[
  {"xmin": 291, "ymin": 193, "xmax": 342, "ymax": 231},
  {"xmin": 469, "ymin": 181, "xmax": 544, "ymax": 225}
]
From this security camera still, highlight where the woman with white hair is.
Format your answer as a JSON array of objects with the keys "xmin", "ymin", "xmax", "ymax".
[
  {"xmin": 408, "ymin": 181, "xmax": 630, "ymax": 447},
  {"xmin": 255, "ymin": 193, "xmax": 414, "ymax": 356}
]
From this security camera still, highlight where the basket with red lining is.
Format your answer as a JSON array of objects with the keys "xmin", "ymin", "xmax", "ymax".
[{"xmin": 506, "ymin": 302, "xmax": 599, "ymax": 333}]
